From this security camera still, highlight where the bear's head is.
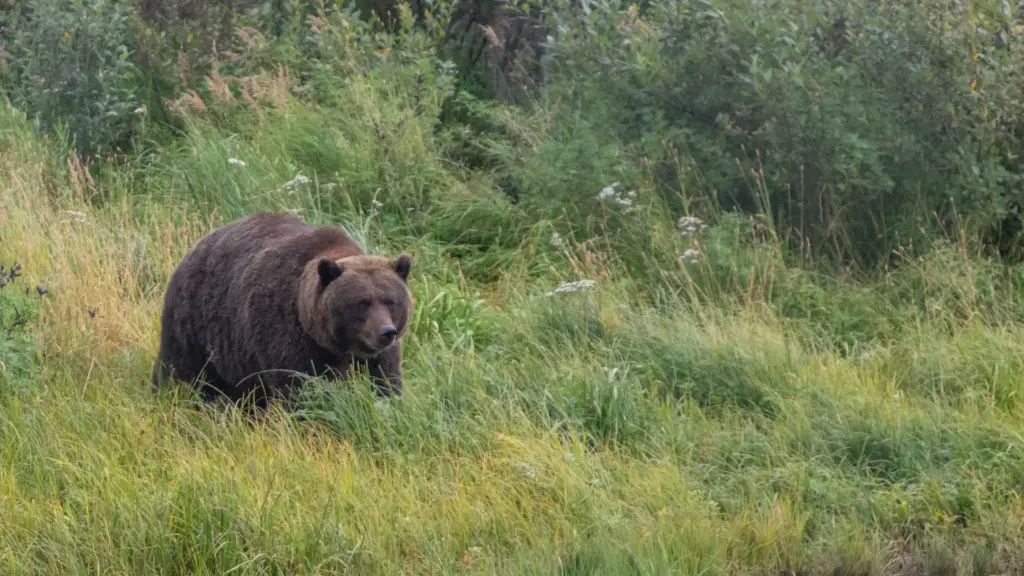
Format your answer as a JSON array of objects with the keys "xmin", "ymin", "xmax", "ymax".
[{"xmin": 300, "ymin": 253, "xmax": 412, "ymax": 362}]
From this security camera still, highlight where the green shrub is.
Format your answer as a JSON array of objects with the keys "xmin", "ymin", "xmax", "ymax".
[
  {"xmin": 0, "ymin": 261, "xmax": 40, "ymax": 396},
  {"xmin": 535, "ymin": 0, "xmax": 1024, "ymax": 268},
  {"xmin": 2, "ymin": 0, "xmax": 144, "ymax": 159}
]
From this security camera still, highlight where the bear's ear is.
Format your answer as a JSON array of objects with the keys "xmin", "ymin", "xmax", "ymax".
[
  {"xmin": 318, "ymin": 258, "xmax": 343, "ymax": 286},
  {"xmin": 394, "ymin": 254, "xmax": 411, "ymax": 282}
]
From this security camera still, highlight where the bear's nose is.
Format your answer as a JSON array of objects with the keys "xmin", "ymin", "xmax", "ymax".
[{"xmin": 378, "ymin": 325, "xmax": 398, "ymax": 347}]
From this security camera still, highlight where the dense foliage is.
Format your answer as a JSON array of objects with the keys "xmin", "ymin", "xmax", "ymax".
[{"xmin": 3, "ymin": 0, "xmax": 1024, "ymax": 268}]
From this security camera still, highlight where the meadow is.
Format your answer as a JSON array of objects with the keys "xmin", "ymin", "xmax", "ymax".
[{"xmin": 3, "ymin": 0, "xmax": 1024, "ymax": 573}]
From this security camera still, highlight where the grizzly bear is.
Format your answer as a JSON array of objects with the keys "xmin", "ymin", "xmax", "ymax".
[{"xmin": 151, "ymin": 212, "xmax": 412, "ymax": 406}]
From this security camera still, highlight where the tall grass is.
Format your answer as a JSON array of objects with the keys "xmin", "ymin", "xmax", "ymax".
[{"xmin": 4, "ymin": 76, "xmax": 1024, "ymax": 573}]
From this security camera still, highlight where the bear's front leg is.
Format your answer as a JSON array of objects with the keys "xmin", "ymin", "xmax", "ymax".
[{"xmin": 368, "ymin": 342, "xmax": 403, "ymax": 396}]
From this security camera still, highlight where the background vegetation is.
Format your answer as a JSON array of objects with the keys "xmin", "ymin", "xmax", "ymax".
[{"xmin": 3, "ymin": 0, "xmax": 1024, "ymax": 573}]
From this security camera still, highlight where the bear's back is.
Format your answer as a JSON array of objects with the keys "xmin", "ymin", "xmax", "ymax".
[
  {"xmin": 178, "ymin": 212, "xmax": 361, "ymax": 293},
  {"xmin": 223, "ymin": 212, "xmax": 361, "ymax": 263}
]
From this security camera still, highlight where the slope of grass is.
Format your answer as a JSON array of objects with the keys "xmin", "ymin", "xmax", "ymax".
[{"xmin": 3, "ymin": 83, "xmax": 1024, "ymax": 576}]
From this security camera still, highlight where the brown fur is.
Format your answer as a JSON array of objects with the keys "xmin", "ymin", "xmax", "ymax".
[{"xmin": 151, "ymin": 212, "xmax": 412, "ymax": 407}]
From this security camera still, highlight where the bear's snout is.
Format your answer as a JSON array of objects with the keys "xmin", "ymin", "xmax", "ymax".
[{"xmin": 378, "ymin": 325, "xmax": 398, "ymax": 347}]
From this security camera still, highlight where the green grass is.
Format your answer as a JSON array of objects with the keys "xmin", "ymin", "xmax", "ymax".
[{"xmin": 3, "ymin": 72, "xmax": 1024, "ymax": 575}]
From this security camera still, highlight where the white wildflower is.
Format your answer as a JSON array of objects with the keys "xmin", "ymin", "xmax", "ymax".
[
  {"xmin": 63, "ymin": 210, "xmax": 88, "ymax": 223},
  {"xmin": 680, "ymin": 248, "xmax": 701, "ymax": 264},
  {"xmin": 564, "ymin": 451, "xmax": 576, "ymax": 462},
  {"xmin": 371, "ymin": 199, "xmax": 384, "ymax": 208},
  {"xmin": 589, "ymin": 478, "xmax": 603, "ymax": 488},
  {"xmin": 597, "ymin": 182, "xmax": 619, "ymax": 200},
  {"xmin": 284, "ymin": 208, "xmax": 301, "ymax": 216},
  {"xmin": 596, "ymin": 182, "xmax": 637, "ymax": 213},
  {"xmin": 550, "ymin": 232, "xmax": 565, "ymax": 249},
  {"xmin": 544, "ymin": 279, "xmax": 595, "ymax": 297},
  {"xmin": 227, "ymin": 158, "xmax": 246, "ymax": 167},
  {"xmin": 280, "ymin": 174, "xmax": 311, "ymax": 193},
  {"xmin": 677, "ymin": 216, "xmax": 708, "ymax": 236},
  {"xmin": 134, "ymin": 105, "xmax": 148, "ymax": 116}
]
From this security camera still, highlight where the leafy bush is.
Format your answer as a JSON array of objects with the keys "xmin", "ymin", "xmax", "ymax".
[
  {"xmin": 2, "ymin": 0, "xmax": 143, "ymax": 159},
  {"xmin": 0, "ymin": 262, "xmax": 39, "ymax": 395},
  {"xmin": 534, "ymin": 0, "xmax": 1024, "ymax": 268}
]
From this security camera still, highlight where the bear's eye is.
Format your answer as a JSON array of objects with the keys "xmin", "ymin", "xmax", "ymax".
[{"xmin": 355, "ymin": 299, "xmax": 371, "ymax": 311}]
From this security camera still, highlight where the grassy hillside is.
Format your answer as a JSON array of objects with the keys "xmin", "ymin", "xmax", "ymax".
[{"xmin": 4, "ymin": 0, "xmax": 1024, "ymax": 574}]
